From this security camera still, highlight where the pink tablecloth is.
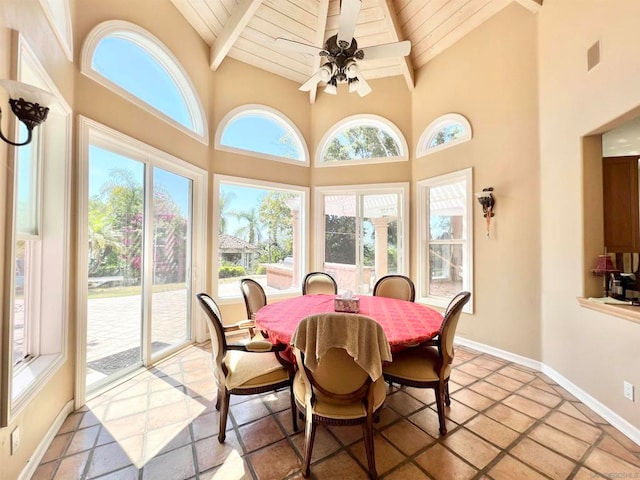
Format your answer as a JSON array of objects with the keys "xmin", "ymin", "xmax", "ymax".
[{"xmin": 255, "ymin": 294, "xmax": 444, "ymax": 348}]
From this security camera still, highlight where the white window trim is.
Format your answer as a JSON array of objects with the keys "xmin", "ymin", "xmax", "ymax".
[
  {"xmin": 215, "ymin": 104, "xmax": 310, "ymax": 167},
  {"xmin": 416, "ymin": 168, "xmax": 474, "ymax": 313},
  {"xmin": 313, "ymin": 182, "xmax": 410, "ymax": 280},
  {"xmin": 417, "ymin": 113, "xmax": 472, "ymax": 158},
  {"xmin": 2, "ymin": 34, "xmax": 72, "ymax": 426},
  {"xmin": 213, "ymin": 174, "xmax": 310, "ymax": 303},
  {"xmin": 75, "ymin": 115, "xmax": 209, "ymax": 406},
  {"xmin": 37, "ymin": 0, "xmax": 73, "ymax": 61},
  {"xmin": 316, "ymin": 114, "xmax": 409, "ymax": 167},
  {"xmin": 80, "ymin": 20, "xmax": 209, "ymax": 145}
]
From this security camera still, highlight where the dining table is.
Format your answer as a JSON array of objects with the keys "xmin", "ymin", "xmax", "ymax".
[{"xmin": 254, "ymin": 293, "xmax": 444, "ymax": 351}]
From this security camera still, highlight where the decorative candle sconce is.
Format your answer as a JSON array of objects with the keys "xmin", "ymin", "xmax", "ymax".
[
  {"xmin": 0, "ymin": 79, "xmax": 55, "ymax": 147},
  {"xmin": 475, "ymin": 187, "xmax": 495, "ymax": 238}
]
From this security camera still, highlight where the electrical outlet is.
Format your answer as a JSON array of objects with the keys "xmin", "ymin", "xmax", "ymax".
[
  {"xmin": 11, "ymin": 427, "xmax": 20, "ymax": 455},
  {"xmin": 623, "ymin": 381, "xmax": 635, "ymax": 401}
]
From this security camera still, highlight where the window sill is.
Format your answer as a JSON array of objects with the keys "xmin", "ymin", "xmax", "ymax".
[
  {"xmin": 12, "ymin": 353, "xmax": 64, "ymax": 416},
  {"xmin": 577, "ymin": 297, "xmax": 640, "ymax": 325}
]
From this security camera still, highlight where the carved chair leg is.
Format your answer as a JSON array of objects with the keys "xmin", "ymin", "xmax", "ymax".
[
  {"xmin": 363, "ymin": 415, "xmax": 378, "ymax": 479},
  {"xmin": 218, "ymin": 390, "xmax": 231, "ymax": 443},
  {"xmin": 302, "ymin": 414, "xmax": 316, "ymax": 478},
  {"xmin": 444, "ymin": 380, "xmax": 451, "ymax": 406},
  {"xmin": 434, "ymin": 383, "xmax": 447, "ymax": 436}
]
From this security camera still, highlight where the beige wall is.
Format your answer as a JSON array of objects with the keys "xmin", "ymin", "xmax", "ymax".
[
  {"xmin": 411, "ymin": 4, "xmax": 541, "ymax": 359},
  {"xmin": 539, "ymin": 0, "xmax": 640, "ymax": 430}
]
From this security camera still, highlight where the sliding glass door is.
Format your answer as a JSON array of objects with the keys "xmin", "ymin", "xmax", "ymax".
[{"xmin": 85, "ymin": 145, "xmax": 193, "ymax": 393}]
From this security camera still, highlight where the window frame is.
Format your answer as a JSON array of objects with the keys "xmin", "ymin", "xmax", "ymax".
[
  {"xmin": 215, "ymin": 104, "xmax": 310, "ymax": 166},
  {"xmin": 80, "ymin": 20, "xmax": 208, "ymax": 144},
  {"xmin": 37, "ymin": 0, "xmax": 73, "ymax": 61},
  {"xmin": 316, "ymin": 114, "xmax": 408, "ymax": 167},
  {"xmin": 213, "ymin": 174, "xmax": 309, "ymax": 302},
  {"xmin": 1, "ymin": 34, "xmax": 72, "ymax": 426},
  {"xmin": 314, "ymin": 182, "xmax": 410, "ymax": 292},
  {"xmin": 417, "ymin": 168, "xmax": 474, "ymax": 313},
  {"xmin": 417, "ymin": 113, "xmax": 472, "ymax": 157}
]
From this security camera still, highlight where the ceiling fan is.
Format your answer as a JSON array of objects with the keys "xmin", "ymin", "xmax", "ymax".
[{"xmin": 274, "ymin": 0, "xmax": 411, "ymax": 97}]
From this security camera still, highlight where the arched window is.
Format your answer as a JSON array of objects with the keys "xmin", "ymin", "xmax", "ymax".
[
  {"xmin": 80, "ymin": 20, "xmax": 208, "ymax": 143},
  {"xmin": 317, "ymin": 115, "xmax": 408, "ymax": 166},
  {"xmin": 417, "ymin": 113, "xmax": 472, "ymax": 157},
  {"xmin": 38, "ymin": 0, "xmax": 73, "ymax": 61},
  {"xmin": 215, "ymin": 105, "xmax": 309, "ymax": 166}
]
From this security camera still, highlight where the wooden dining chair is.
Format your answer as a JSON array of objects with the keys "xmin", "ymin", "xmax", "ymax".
[
  {"xmin": 291, "ymin": 313, "xmax": 392, "ymax": 479},
  {"xmin": 239, "ymin": 277, "xmax": 267, "ymax": 334},
  {"xmin": 382, "ymin": 291, "xmax": 471, "ymax": 435},
  {"xmin": 372, "ymin": 274, "xmax": 415, "ymax": 302},
  {"xmin": 196, "ymin": 292, "xmax": 297, "ymax": 442},
  {"xmin": 302, "ymin": 271, "xmax": 338, "ymax": 295}
]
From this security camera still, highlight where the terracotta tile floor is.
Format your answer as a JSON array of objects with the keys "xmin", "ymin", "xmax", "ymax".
[{"xmin": 33, "ymin": 343, "xmax": 640, "ymax": 479}]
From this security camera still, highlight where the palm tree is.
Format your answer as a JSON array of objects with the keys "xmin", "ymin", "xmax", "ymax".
[
  {"xmin": 232, "ymin": 208, "xmax": 263, "ymax": 245},
  {"xmin": 219, "ymin": 190, "xmax": 236, "ymax": 234}
]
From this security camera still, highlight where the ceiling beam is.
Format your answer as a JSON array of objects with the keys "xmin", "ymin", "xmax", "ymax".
[
  {"xmin": 378, "ymin": 0, "xmax": 414, "ymax": 91},
  {"xmin": 514, "ymin": 0, "xmax": 543, "ymax": 13},
  {"xmin": 210, "ymin": 0, "xmax": 264, "ymax": 71},
  {"xmin": 309, "ymin": 0, "xmax": 331, "ymax": 104}
]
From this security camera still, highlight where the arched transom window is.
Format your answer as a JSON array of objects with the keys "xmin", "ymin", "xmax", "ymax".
[
  {"xmin": 215, "ymin": 105, "xmax": 309, "ymax": 166},
  {"xmin": 417, "ymin": 113, "xmax": 472, "ymax": 157},
  {"xmin": 80, "ymin": 20, "xmax": 208, "ymax": 143},
  {"xmin": 317, "ymin": 115, "xmax": 408, "ymax": 166}
]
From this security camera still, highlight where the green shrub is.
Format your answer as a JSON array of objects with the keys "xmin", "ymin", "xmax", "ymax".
[
  {"xmin": 255, "ymin": 265, "xmax": 266, "ymax": 275},
  {"xmin": 219, "ymin": 265, "xmax": 246, "ymax": 278}
]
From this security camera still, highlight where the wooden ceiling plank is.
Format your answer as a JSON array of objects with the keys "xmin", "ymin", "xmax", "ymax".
[
  {"xmin": 228, "ymin": 47, "xmax": 310, "ymax": 83},
  {"xmin": 240, "ymin": 27, "xmax": 313, "ymax": 71},
  {"xmin": 413, "ymin": 0, "xmax": 510, "ymax": 67},
  {"xmin": 169, "ymin": 0, "xmax": 219, "ymax": 43},
  {"xmin": 253, "ymin": 7, "xmax": 316, "ymax": 42},
  {"xmin": 378, "ymin": 0, "xmax": 414, "ymax": 90},
  {"xmin": 210, "ymin": 0, "xmax": 265, "ymax": 70}
]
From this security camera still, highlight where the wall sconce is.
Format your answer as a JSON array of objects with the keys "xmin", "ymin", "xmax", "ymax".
[
  {"xmin": 0, "ymin": 79, "xmax": 55, "ymax": 147},
  {"xmin": 475, "ymin": 187, "xmax": 495, "ymax": 238}
]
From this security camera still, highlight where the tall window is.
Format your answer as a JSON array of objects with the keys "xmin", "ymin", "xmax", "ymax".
[
  {"xmin": 215, "ymin": 105, "xmax": 309, "ymax": 166},
  {"xmin": 317, "ymin": 115, "xmax": 408, "ymax": 166},
  {"xmin": 3, "ymin": 36, "xmax": 71, "ymax": 424},
  {"xmin": 80, "ymin": 20, "xmax": 207, "ymax": 142},
  {"xmin": 417, "ymin": 113, "xmax": 472, "ymax": 157},
  {"xmin": 215, "ymin": 176, "xmax": 308, "ymax": 299},
  {"xmin": 315, "ymin": 184, "xmax": 409, "ymax": 294},
  {"xmin": 417, "ymin": 169, "xmax": 473, "ymax": 312}
]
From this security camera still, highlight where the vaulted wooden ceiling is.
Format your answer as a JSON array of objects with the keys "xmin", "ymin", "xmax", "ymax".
[{"xmin": 169, "ymin": 0, "xmax": 542, "ymax": 102}]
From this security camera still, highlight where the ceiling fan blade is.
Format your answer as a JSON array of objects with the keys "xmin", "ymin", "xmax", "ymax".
[
  {"xmin": 353, "ymin": 75, "xmax": 372, "ymax": 97},
  {"xmin": 275, "ymin": 38, "xmax": 323, "ymax": 56},
  {"xmin": 337, "ymin": 0, "xmax": 362, "ymax": 48},
  {"xmin": 299, "ymin": 72, "xmax": 323, "ymax": 92},
  {"xmin": 359, "ymin": 41, "xmax": 412, "ymax": 60}
]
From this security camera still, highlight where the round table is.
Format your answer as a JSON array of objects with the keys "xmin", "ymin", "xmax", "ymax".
[{"xmin": 255, "ymin": 294, "xmax": 444, "ymax": 349}]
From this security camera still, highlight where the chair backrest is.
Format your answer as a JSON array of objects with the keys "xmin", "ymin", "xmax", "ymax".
[
  {"xmin": 240, "ymin": 278, "xmax": 266, "ymax": 319},
  {"xmin": 292, "ymin": 314, "xmax": 389, "ymax": 404},
  {"xmin": 195, "ymin": 293, "xmax": 227, "ymax": 384},
  {"xmin": 373, "ymin": 274, "xmax": 415, "ymax": 302},
  {"xmin": 439, "ymin": 291, "xmax": 471, "ymax": 365},
  {"xmin": 302, "ymin": 271, "xmax": 338, "ymax": 295}
]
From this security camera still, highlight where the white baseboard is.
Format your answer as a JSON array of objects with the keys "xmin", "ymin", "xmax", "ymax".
[
  {"xmin": 18, "ymin": 400, "xmax": 74, "ymax": 480},
  {"xmin": 455, "ymin": 336, "xmax": 640, "ymax": 447}
]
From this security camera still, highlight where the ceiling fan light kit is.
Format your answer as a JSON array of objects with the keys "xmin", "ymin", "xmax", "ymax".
[{"xmin": 274, "ymin": 0, "xmax": 411, "ymax": 97}]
